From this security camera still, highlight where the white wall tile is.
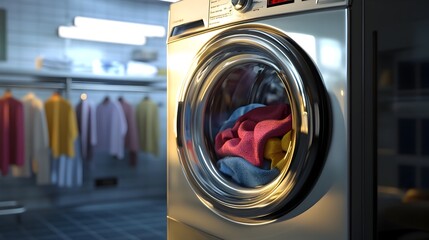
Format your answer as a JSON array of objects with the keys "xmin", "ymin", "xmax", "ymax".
[{"xmin": 0, "ymin": 0, "xmax": 169, "ymax": 71}]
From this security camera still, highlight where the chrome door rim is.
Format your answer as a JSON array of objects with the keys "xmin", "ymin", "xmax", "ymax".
[{"xmin": 176, "ymin": 24, "xmax": 331, "ymax": 224}]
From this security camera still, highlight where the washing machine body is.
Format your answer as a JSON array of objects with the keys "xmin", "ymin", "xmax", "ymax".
[{"xmin": 167, "ymin": 0, "xmax": 349, "ymax": 239}]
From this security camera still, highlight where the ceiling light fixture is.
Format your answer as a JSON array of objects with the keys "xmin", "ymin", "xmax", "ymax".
[
  {"xmin": 58, "ymin": 16, "xmax": 165, "ymax": 45},
  {"xmin": 58, "ymin": 26, "xmax": 147, "ymax": 45},
  {"xmin": 74, "ymin": 17, "xmax": 165, "ymax": 38}
]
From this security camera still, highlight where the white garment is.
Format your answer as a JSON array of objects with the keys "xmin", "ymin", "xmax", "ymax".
[
  {"xmin": 12, "ymin": 93, "xmax": 50, "ymax": 185},
  {"xmin": 110, "ymin": 101, "xmax": 128, "ymax": 159}
]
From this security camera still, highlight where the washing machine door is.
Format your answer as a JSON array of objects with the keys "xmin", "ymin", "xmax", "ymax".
[{"xmin": 176, "ymin": 24, "xmax": 331, "ymax": 225}]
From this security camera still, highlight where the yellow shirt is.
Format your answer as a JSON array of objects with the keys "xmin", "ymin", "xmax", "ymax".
[
  {"xmin": 136, "ymin": 98, "xmax": 160, "ymax": 157},
  {"xmin": 44, "ymin": 94, "xmax": 78, "ymax": 158}
]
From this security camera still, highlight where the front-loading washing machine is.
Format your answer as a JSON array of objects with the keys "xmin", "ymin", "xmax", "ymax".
[{"xmin": 167, "ymin": 0, "xmax": 349, "ymax": 239}]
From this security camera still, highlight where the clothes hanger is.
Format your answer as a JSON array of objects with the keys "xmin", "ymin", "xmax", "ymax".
[
  {"xmin": 3, "ymin": 89, "xmax": 12, "ymax": 98},
  {"xmin": 103, "ymin": 95, "xmax": 110, "ymax": 104},
  {"xmin": 52, "ymin": 90, "xmax": 62, "ymax": 97}
]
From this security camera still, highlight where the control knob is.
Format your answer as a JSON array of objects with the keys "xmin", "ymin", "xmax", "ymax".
[{"xmin": 231, "ymin": 0, "xmax": 253, "ymax": 12}]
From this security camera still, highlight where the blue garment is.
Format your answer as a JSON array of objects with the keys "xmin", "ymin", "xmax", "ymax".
[
  {"xmin": 218, "ymin": 103, "xmax": 265, "ymax": 133},
  {"xmin": 50, "ymin": 139, "xmax": 83, "ymax": 188},
  {"xmin": 217, "ymin": 156, "xmax": 279, "ymax": 188}
]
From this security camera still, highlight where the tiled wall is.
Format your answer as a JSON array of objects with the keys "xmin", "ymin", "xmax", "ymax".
[{"xmin": 0, "ymin": 0, "xmax": 170, "ymax": 71}]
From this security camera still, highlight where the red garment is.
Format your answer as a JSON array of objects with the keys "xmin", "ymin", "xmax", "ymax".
[
  {"xmin": 215, "ymin": 104, "xmax": 292, "ymax": 167},
  {"xmin": 119, "ymin": 98, "xmax": 140, "ymax": 166},
  {"xmin": 118, "ymin": 98, "xmax": 139, "ymax": 152},
  {"xmin": 0, "ymin": 97, "xmax": 25, "ymax": 175}
]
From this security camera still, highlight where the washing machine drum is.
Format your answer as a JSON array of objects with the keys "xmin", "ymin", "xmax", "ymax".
[{"xmin": 176, "ymin": 24, "xmax": 331, "ymax": 225}]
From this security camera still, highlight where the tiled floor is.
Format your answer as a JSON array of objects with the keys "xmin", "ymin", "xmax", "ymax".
[{"xmin": 0, "ymin": 198, "xmax": 166, "ymax": 240}]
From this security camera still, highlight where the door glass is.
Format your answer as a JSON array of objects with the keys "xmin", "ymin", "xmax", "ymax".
[
  {"xmin": 205, "ymin": 62, "xmax": 293, "ymax": 188},
  {"xmin": 375, "ymin": 2, "xmax": 429, "ymax": 238}
]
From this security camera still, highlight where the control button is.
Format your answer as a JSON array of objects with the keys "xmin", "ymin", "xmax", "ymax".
[{"xmin": 231, "ymin": 0, "xmax": 252, "ymax": 12}]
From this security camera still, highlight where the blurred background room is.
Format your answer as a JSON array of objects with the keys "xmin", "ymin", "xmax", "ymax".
[{"xmin": 0, "ymin": 0, "xmax": 173, "ymax": 239}]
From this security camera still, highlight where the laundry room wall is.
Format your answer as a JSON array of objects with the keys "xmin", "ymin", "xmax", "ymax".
[
  {"xmin": 0, "ymin": 0, "xmax": 169, "ymax": 72},
  {"xmin": 0, "ymin": 0, "xmax": 170, "ymax": 209}
]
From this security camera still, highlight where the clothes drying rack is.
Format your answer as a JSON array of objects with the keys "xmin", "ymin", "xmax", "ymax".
[{"xmin": 0, "ymin": 68, "xmax": 166, "ymax": 222}]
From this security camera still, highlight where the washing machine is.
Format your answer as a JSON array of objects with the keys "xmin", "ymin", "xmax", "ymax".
[{"xmin": 167, "ymin": 0, "xmax": 349, "ymax": 239}]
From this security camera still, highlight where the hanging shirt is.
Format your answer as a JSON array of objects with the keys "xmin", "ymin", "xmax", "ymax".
[
  {"xmin": 136, "ymin": 98, "xmax": 160, "ymax": 157},
  {"xmin": 44, "ymin": 94, "xmax": 78, "ymax": 158},
  {"xmin": 95, "ymin": 98, "xmax": 127, "ymax": 159},
  {"xmin": 119, "ymin": 98, "xmax": 139, "ymax": 152},
  {"xmin": 0, "ymin": 96, "xmax": 25, "ymax": 175},
  {"xmin": 76, "ymin": 100, "xmax": 97, "ymax": 161},
  {"xmin": 11, "ymin": 93, "xmax": 50, "ymax": 185}
]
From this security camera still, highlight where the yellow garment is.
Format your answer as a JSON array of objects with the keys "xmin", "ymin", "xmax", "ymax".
[
  {"xmin": 44, "ymin": 94, "xmax": 78, "ymax": 158},
  {"xmin": 264, "ymin": 131, "xmax": 292, "ymax": 170},
  {"xmin": 136, "ymin": 98, "xmax": 160, "ymax": 157}
]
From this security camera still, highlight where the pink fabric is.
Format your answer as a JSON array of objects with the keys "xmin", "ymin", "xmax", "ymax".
[
  {"xmin": 215, "ymin": 104, "xmax": 292, "ymax": 167},
  {"xmin": 0, "ymin": 97, "xmax": 25, "ymax": 175},
  {"xmin": 118, "ymin": 98, "xmax": 139, "ymax": 152}
]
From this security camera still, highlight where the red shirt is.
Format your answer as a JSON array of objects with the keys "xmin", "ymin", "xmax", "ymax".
[{"xmin": 0, "ymin": 96, "xmax": 25, "ymax": 175}]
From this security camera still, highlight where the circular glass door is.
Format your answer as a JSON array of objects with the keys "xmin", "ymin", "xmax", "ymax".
[{"xmin": 176, "ymin": 24, "xmax": 331, "ymax": 225}]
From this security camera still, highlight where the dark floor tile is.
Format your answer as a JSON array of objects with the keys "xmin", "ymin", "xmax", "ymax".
[
  {"xmin": 25, "ymin": 228, "xmax": 55, "ymax": 236},
  {"xmin": 64, "ymin": 232, "xmax": 99, "ymax": 240},
  {"xmin": 0, "ymin": 228, "xmax": 25, "ymax": 235},
  {"xmin": 1, "ymin": 199, "xmax": 166, "ymax": 240},
  {"xmin": 78, "ymin": 222, "xmax": 108, "ymax": 230},
  {"xmin": 108, "ymin": 221, "xmax": 136, "ymax": 228},
  {"xmin": 21, "ymin": 222, "xmax": 46, "ymax": 229},
  {"xmin": 95, "ymin": 230, "xmax": 124, "ymax": 238},
  {"xmin": 133, "ymin": 231, "xmax": 165, "ymax": 240},
  {"xmin": 106, "ymin": 237, "xmax": 137, "ymax": 240},
  {"xmin": 42, "ymin": 215, "xmax": 68, "ymax": 222},
  {"xmin": 46, "ymin": 223, "xmax": 72, "ymax": 230},
  {"xmin": 57, "ymin": 226, "xmax": 85, "ymax": 235},
  {"xmin": 125, "ymin": 227, "xmax": 148, "ymax": 235},
  {"xmin": 0, "ymin": 216, "xmax": 21, "ymax": 225},
  {"xmin": 37, "ymin": 237, "xmax": 64, "ymax": 240},
  {"xmin": 113, "ymin": 224, "xmax": 146, "ymax": 231},
  {"xmin": 71, "ymin": 218, "xmax": 96, "ymax": 225},
  {"xmin": 2, "ymin": 232, "xmax": 29, "ymax": 239}
]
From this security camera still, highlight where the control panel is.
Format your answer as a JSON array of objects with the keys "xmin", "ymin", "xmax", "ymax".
[
  {"xmin": 168, "ymin": 0, "xmax": 348, "ymax": 40},
  {"xmin": 208, "ymin": 0, "xmax": 347, "ymax": 28}
]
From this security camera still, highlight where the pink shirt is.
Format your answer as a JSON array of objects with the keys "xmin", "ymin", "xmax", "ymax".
[{"xmin": 119, "ymin": 98, "xmax": 139, "ymax": 152}]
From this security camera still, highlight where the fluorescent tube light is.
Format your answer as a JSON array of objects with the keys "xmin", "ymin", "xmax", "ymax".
[
  {"xmin": 74, "ymin": 17, "xmax": 166, "ymax": 38},
  {"xmin": 58, "ymin": 26, "xmax": 147, "ymax": 45}
]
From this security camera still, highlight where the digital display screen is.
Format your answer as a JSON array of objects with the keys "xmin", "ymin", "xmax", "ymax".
[{"xmin": 267, "ymin": 0, "xmax": 294, "ymax": 7}]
